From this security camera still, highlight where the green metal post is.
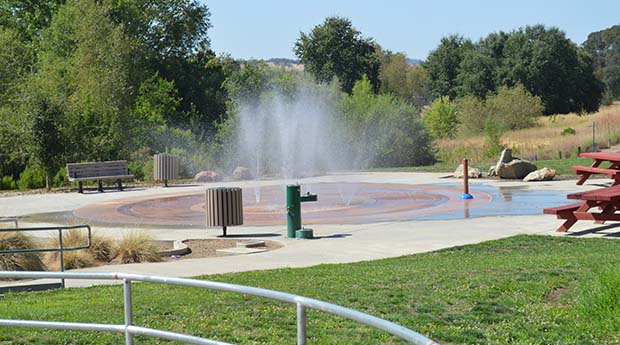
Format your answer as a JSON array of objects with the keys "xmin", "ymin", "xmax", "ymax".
[{"xmin": 286, "ymin": 184, "xmax": 301, "ymax": 238}]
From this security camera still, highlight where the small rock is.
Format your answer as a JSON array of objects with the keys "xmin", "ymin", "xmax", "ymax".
[
  {"xmin": 232, "ymin": 166, "xmax": 252, "ymax": 180},
  {"xmin": 195, "ymin": 170, "xmax": 221, "ymax": 183},
  {"xmin": 454, "ymin": 164, "xmax": 482, "ymax": 178},
  {"xmin": 523, "ymin": 167, "xmax": 556, "ymax": 182}
]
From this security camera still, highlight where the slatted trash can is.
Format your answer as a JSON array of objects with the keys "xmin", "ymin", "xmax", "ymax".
[
  {"xmin": 205, "ymin": 187, "xmax": 244, "ymax": 236},
  {"xmin": 153, "ymin": 154, "xmax": 179, "ymax": 187}
]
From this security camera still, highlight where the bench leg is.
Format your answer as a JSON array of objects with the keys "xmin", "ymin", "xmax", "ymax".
[
  {"xmin": 78, "ymin": 181, "xmax": 83, "ymax": 194},
  {"xmin": 558, "ymin": 218, "xmax": 578, "ymax": 232},
  {"xmin": 98, "ymin": 180, "xmax": 103, "ymax": 192},
  {"xmin": 117, "ymin": 179, "xmax": 123, "ymax": 191}
]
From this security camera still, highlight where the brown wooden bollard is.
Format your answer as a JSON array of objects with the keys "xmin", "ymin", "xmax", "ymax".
[{"xmin": 461, "ymin": 158, "xmax": 473, "ymax": 199}]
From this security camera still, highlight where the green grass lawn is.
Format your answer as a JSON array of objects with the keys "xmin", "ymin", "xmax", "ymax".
[{"xmin": 1, "ymin": 235, "xmax": 620, "ymax": 344}]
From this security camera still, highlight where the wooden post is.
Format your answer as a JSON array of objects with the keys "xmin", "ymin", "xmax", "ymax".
[
  {"xmin": 463, "ymin": 159, "xmax": 469, "ymax": 195},
  {"xmin": 558, "ymin": 151, "xmax": 562, "ymax": 160},
  {"xmin": 460, "ymin": 159, "xmax": 473, "ymax": 199},
  {"xmin": 578, "ymin": 146, "xmax": 582, "ymax": 155}
]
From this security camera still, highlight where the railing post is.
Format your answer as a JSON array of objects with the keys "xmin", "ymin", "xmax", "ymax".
[
  {"xmin": 58, "ymin": 229, "xmax": 65, "ymax": 288},
  {"xmin": 297, "ymin": 303, "xmax": 307, "ymax": 345},
  {"xmin": 124, "ymin": 279, "xmax": 134, "ymax": 345}
]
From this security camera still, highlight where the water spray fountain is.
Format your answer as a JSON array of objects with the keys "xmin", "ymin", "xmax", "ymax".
[{"xmin": 286, "ymin": 184, "xmax": 318, "ymax": 239}]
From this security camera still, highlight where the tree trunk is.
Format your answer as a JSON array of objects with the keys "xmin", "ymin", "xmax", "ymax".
[{"xmin": 45, "ymin": 173, "xmax": 50, "ymax": 191}]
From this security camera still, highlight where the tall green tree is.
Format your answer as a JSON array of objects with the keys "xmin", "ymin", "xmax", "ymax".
[
  {"xmin": 294, "ymin": 16, "xmax": 380, "ymax": 93},
  {"xmin": 424, "ymin": 35, "xmax": 473, "ymax": 99},
  {"xmin": 378, "ymin": 51, "xmax": 431, "ymax": 107},
  {"xmin": 583, "ymin": 25, "xmax": 620, "ymax": 102}
]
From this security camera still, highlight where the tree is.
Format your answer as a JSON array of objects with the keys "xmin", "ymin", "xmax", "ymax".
[
  {"xmin": 584, "ymin": 25, "xmax": 620, "ymax": 102},
  {"xmin": 500, "ymin": 25, "xmax": 602, "ymax": 114},
  {"xmin": 378, "ymin": 51, "xmax": 431, "ymax": 107},
  {"xmin": 294, "ymin": 16, "xmax": 380, "ymax": 93},
  {"xmin": 29, "ymin": 97, "xmax": 64, "ymax": 190},
  {"xmin": 422, "ymin": 96, "xmax": 458, "ymax": 138},
  {"xmin": 0, "ymin": 0, "xmax": 65, "ymax": 40},
  {"xmin": 423, "ymin": 35, "xmax": 473, "ymax": 99}
]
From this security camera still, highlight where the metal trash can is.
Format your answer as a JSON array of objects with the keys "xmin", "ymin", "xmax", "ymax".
[
  {"xmin": 153, "ymin": 154, "xmax": 179, "ymax": 187},
  {"xmin": 205, "ymin": 187, "xmax": 243, "ymax": 236}
]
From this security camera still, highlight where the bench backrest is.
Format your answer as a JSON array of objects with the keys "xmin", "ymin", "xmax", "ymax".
[{"xmin": 66, "ymin": 161, "xmax": 129, "ymax": 179}]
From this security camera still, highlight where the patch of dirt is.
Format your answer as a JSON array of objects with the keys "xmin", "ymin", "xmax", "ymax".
[
  {"xmin": 167, "ymin": 239, "xmax": 283, "ymax": 260},
  {"xmin": 544, "ymin": 286, "xmax": 570, "ymax": 306}
]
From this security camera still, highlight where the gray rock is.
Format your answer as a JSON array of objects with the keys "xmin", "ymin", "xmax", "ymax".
[
  {"xmin": 497, "ymin": 159, "xmax": 538, "ymax": 179},
  {"xmin": 232, "ymin": 166, "xmax": 252, "ymax": 180},
  {"xmin": 523, "ymin": 167, "xmax": 556, "ymax": 182},
  {"xmin": 454, "ymin": 164, "xmax": 482, "ymax": 178},
  {"xmin": 494, "ymin": 148, "xmax": 513, "ymax": 174},
  {"xmin": 194, "ymin": 170, "xmax": 221, "ymax": 183}
]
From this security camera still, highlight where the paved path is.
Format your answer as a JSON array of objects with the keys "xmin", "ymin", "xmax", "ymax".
[{"xmin": 0, "ymin": 172, "xmax": 615, "ymax": 288}]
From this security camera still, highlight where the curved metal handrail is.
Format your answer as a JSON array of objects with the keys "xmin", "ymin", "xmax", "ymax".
[{"xmin": 0, "ymin": 271, "xmax": 438, "ymax": 345}]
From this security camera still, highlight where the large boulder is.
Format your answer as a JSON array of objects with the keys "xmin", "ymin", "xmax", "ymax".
[
  {"xmin": 454, "ymin": 164, "xmax": 482, "ymax": 178},
  {"xmin": 195, "ymin": 170, "xmax": 221, "ymax": 183},
  {"xmin": 232, "ymin": 166, "xmax": 252, "ymax": 180},
  {"xmin": 523, "ymin": 167, "xmax": 556, "ymax": 182},
  {"xmin": 497, "ymin": 160, "xmax": 537, "ymax": 179},
  {"xmin": 489, "ymin": 148, "xmax": 514, "ymax": 176}
]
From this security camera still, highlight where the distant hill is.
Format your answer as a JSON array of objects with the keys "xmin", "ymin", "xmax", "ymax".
[
  {"xmin": 407, "ymin": 58, "xmax": 422, "ymax": 65},
  {"xmin": 267, "ymin": 58, "xmax": 300, "ymax": 66}
]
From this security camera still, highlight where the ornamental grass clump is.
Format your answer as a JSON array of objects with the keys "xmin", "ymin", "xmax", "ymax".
[
  {"xmin": 114, "ymin": 231, "xmax": 161, "ymax": 264},
  {"xmin": 47, "ymin": 230, "xmax": 95, "ymax": 270},
  {"xmin": 0, "ymin": 232, "xmax": 45, "ymax": 272}
]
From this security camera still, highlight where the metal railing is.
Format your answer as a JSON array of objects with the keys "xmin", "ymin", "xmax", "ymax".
[
  {"xmin": 0, "ymin": 271, "xmax": 438, "ymax": 345},
  {"xmin": 0, "ymin": 224, "xmax": 91, "ymax": 288},
  {"xmin": 0, "ymin": 217, "xmax": 18, "ymax": 228}
]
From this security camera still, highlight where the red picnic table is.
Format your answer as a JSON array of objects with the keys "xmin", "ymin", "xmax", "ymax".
[
  {"xmin": 545, "ymin": 151, "xmax": 620, "ymax": 232},
  {"xmin": 573, "ymin": 152, "xmax": 620, "ymax": 185}
]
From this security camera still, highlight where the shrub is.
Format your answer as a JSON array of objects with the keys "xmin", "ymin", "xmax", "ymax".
[
  {"xmin": 17, "ymin": 164, "xmax": 46, "ymax": 190},
  {"xmin": 455, "ymin": 95, "xmax": 487, "ymax": 136},
  {"xmin": 561, "ymin": 127, "xmax": 576, "ymax": 136},
  {"xmin": 52, "ymin": 167, "xmax": 69, "ymax": 187},
  {"xmin": 0, "ymin": 176, "xmax": 17, "ymax": 190},
  {"xmin": 0, "ymin": 232, "xmax": 45, "ymax": 271},
  {"xmin": 47, "ymin": 230, "xmax": 96, "ymax": 270},
  {"xmin": 89, "ymin": 233, "xmax": 116, "ymax": 262},
  {"xmin": 485, "ymin": 84, "xmax": 544, "ymax": 132},
  {"xmin": 114, "ymin": 231, "xmax": 161, "ymax": 264},
  {"xmin": 423, "ymin": 96, "xmax": 458, "ymax": 138}
]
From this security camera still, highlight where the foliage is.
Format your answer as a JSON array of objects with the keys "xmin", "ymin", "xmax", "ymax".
[
  {"xmin": 341, "ymin": 76, "xmax": 435, "ymax": 167},
  {"xmin": 426, "ymin": 26, "xmax": 604, "ymax": 114},
  {"xmin": 561, "ymin": 127, "xmax": 576, "ymax": 136},
  {"xmin": 115, "ymin": 231, "xmax": 161, "ymax": 264},
  {"xmin": 378, "ymin": 51, "xmax": 431, "ymax": 107},
  {"xmin": 294, "ymin": 16, "xmax": 380, "ymax": 93},
  {"xmin": 583, "ymin": 24, "xmax": 620, "ymax": 102},
  {"xmin": 0, "ymin": 232, "xmax": 45, "ymax": 272},
  {"xmin": 89, "ymin": 233, "xmax": 117, "ymax": 263},
  {"xmin": 423, "ymin": 34, "xmax": 473, "ymax": 99},
  {"xmin": 28, "ymin": 96, "xmax": 65, "ymax": 189},
  {"xmin": 455, "ymin": 95, "xmax": 487, "ymax": 135},
  {"xmin": 0, "ymin": 176, "xmax": 17, "ymax": 190},
  {"xmin": 17, "ymin": 164, "xmax": 46, "ymax": 190},
  {"xmin": 423, "ymin": 96, "xmax": 458, "ymax": 138},
  {"xmin": 485, "ymin": 84, "xmax": 544, "ymax": 132}
]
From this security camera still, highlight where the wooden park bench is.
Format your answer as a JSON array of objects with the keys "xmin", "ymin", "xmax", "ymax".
[{"xmin": 67, "ymin": 160, "xmax": 133, "ymax": 193}]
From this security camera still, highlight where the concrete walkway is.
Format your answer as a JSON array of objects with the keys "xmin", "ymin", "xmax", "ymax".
[{"xmin": 0, "ymin": 172, "xmax": 615, "ymax": 288}]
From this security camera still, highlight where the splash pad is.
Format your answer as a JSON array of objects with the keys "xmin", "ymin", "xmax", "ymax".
[{"xmin": 72, "ymin": 182, "xmax": 491, "ymax": 227}]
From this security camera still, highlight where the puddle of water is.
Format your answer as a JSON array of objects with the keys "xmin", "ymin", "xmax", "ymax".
[{"xmin": 416, "ymin": 184, "xmax": 569, "ymax": 220}]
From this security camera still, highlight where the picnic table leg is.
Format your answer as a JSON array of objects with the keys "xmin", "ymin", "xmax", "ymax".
[
  {"xmin": 78, "ymin": 181, "xmax": 83, "ymax": 194},
  {"xmin": 98, "ymin": 180, "xmax": 104, "ymax": 192},
  {"xmin": 557, "ymin": 201, "xmax": 595, "ymax": 232},
  {"xmin": 577, "ymin": 159, "xmax": 603, "ymax": 185}
]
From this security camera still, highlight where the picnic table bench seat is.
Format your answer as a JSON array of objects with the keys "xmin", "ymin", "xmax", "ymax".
[
  {"xmin": 572, "ymin": 166, "xmax": 620, "ymax": 185},
  {"xmin": 67, "ymin": 160, "xmax": 133, "ymax": 193}
]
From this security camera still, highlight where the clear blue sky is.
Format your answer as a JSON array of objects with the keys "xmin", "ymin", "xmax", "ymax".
[{"xmin": 203, "ymin": 0, "xmax": 619, "ymax": 61}]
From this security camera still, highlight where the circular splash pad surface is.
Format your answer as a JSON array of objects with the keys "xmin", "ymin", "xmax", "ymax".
[{"xmin": 73, "ymin": 183, "xmax": 491, "ymax": 227}]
